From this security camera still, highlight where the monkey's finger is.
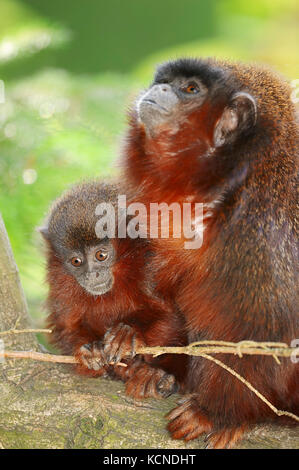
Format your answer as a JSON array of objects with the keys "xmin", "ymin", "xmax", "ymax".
[
  {"xmin": 157, "ymin": 373, "xmax": 178, "ymax": 398},
  {"xmin": 166, "ymin": 398, "xmax": 213, "ymax": 441},
  {"xmin": 112, "ymin": 329, "xmax": 139, "ymax": 363},
  {"xmin": 141, "ymin": 368, "xmax": 164, "ymax": 398},
  {"xmin": 104, "ymin": 334, "xmax": 124, "ymax": 362},
  {"xmin": 167, "ymin": 409, "xmax": 198, "ymax": 440},
  {"xmin": 103, "ymin": 323, "xmax": 125, "ymax": 352},
  {"xmin": 79, "ymin": 352, "xmax": 102, "ymax": 370},
  {"xmin": 80, "ymin": 356, "xmax": 93, "ymax": 369},
  {"xmin": 104, "ymin": 323, "xmax": 126, "ymax": 345},
  {"xmin": 77, "ymin": 341, "xmax": 108, "ymax": 370},
  {"xmin": 77, "ymin": 344, "xmax": 93, "ymax": 368},
  {"xmin": 166, "ymin": 399, "xmax": 191, "ymax": 422},
  {"xmin": 79, "ymin": 344, "xmax": 93, "ymax": 356},
  {"xmin": 89, "ymin": 358, "xmax": 101, "ymax": 370},
  {"xmin": 132, "ymin": 366, "xmax": 156, "ymax": 399},
  {"xmin": 92, "ymin": 340, "xmax": 110, "ymax": 366},
  {"xmin": 104, "ymin": 324, "xmax": 132, "ymax": 362},
  {"xmin": 206, "ymin": 426, "xmax": 246, "ymax": 449}
]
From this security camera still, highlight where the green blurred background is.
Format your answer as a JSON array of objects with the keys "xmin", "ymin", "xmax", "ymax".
[{"xmin": 0, "ymin": 0, "xmax": 298, "ymax": 328}]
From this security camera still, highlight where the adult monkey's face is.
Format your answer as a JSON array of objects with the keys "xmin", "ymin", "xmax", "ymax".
[
  {"xmin": 136, "ymin": 58, "xmax": 257, "ymax": 148},
  {"xmin": 137, "ymin": 73, "xmax": 208, "ymax": 135}
]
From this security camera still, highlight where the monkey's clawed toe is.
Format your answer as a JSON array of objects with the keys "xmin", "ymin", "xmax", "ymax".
[
  {"xmin": 103, "ymin": 323, "xmax": 144, "ymax": 363},
  {"xmin": 167, "ymin": 396, "xmax": 246, "ymax": 448},
  {"xmin": 166, "ymin": 395, "xmax": 213, "ymax": 441},
  {"xmin": 205, "ymin": 426, "xmax": 247, "ymax": 449}
]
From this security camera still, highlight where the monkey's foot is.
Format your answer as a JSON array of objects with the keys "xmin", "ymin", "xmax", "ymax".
[
  {"xmin": 166, "ymin": 395, "xmax": 213, "ymax": 441},
  {"xmin": 75, "ymin": 341, "xmax": 108, "ymax": 376},
  {"xmin": 167, "ymin": 396, "xmax": 247, "ymax": 448},
  {"xmin": 125, "ymin": 363, "xmax": 178, "ymax": 399},
  {"xmin": 103, "ymin": 323, "xmax": 145, "ymax": 364},
  {"xmin": 205, "ymin": 426, "xmax": 247, "ymax": 449}
]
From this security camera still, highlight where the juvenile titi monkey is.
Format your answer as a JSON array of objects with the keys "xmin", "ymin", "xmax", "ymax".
[{"xmin": 40, "ymin": 181, "xmax": 187, "ymax": 399}]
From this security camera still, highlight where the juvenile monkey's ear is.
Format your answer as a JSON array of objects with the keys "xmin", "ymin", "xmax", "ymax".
[
  {"xmin": 37, "ymin": 226, "xmax": 50, "ymax": 240},
  {"xmin": 213, "ymin": 92, "xmax": 257, "ymax": 148}
]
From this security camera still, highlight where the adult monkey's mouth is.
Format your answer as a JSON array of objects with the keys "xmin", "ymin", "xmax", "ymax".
[{"xmin": 142, "ymin": 98, "xmax": 170, "ymax": 114}]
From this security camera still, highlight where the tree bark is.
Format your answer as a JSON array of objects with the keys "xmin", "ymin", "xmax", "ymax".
[{"xmin": 0, "ymin": 213, "xmax": 298, "ymax": 449}]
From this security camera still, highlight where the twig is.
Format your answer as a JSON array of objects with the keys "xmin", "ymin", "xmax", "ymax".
[
  {"xmin": 1, "ymin": 350, "xmax": 76, "ymax": 364},
  {"xmin": 200, "ymin": 352, "xmax": 299, "ymax": 423},
  {"xmin": 139, "ymin": 340, "xmax": 297, "ymax": 364},
  {"xmin": 0, "ymin": 328, "xmax": 52, "ymax": 336},
  {"xmin": 0, "ymin": 330, "xmax": 297, "ymax": 360},
  {"xmin": 0, "ymin": 350, "xmax": 127, "ymax": 367}
]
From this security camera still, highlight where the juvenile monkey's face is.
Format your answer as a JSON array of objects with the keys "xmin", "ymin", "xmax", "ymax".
[
  {"xmin": 64, "ymin": 240, "xmax": 115, "ymax": 296},
  {"xmin": 137, "ymin": 75, "xmax": 208, "ymax": 134}
]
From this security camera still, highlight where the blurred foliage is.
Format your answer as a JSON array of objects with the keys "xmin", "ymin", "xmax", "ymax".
[
  {"xmin": 0, "ymin": 0, "xmax": 298, "ymax": 326},
  {"xmin": 135, "ymin": 1, "xmax": 299, "ymax": 82},
  {"xmin": 0, "ymin": 70, "xmax": 140, "ymax": 321},
  {"xmin": 1, "ymin": 0, "xmax": 217, "ymax": 80}
]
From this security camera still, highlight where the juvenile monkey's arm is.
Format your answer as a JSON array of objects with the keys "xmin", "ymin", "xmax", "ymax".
[{"xmin": 48, "ymin": 313, "xmax": 109, "ymax": 377}]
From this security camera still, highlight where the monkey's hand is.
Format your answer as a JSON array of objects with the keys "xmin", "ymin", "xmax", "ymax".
[
  {"xmin": 75, "ymin": 340, "xmax": 109, "ymax": 376},
  {"xmin": 111, "ymin": 357, "xmax": 178, "ymax": 399},
  {"xmin": 104, "ymin": 323, "xmax": 178, "ymax": 399},
  {"xmin": 103, "ymin": 323, "xmax": 144, "ymax": 364},
  {"xmin": 125, "ymin": 362, "xmax": 178, "ymax": 399}
]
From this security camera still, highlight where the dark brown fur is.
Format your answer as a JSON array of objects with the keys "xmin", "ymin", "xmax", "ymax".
[{"xmin": 123, "ymin": 58, "xmax": 299, "ymax": 447}]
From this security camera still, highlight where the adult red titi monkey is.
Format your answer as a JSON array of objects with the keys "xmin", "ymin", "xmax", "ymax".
[
  {"xmin": 120, "ymin": 58, "xmax": 299, "ymax": 448},
  {"xmin": 40, "ymin": 181, "xmax": 187, "ymax": 399}
]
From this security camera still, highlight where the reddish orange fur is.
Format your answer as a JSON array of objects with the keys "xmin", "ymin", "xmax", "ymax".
[
  {"xmin": 123, "ymin": 58, "xmax": 299, "ymax": 447},
  {"xmin": 45, "ymin": 230, "xmax": 188, "ymax": 392}
]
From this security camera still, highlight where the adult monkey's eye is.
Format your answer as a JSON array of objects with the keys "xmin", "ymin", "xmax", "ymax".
[
  {"xmin": 95, "ymin": 250, "xmax": 108, "ymax": 262},
  {"xmin": 71, "ymin": 257, "xmax": 83, "ymax": 267},
  {"xmin": 184, "ymin": 83, "xmax": 199, "ymax": 94}
]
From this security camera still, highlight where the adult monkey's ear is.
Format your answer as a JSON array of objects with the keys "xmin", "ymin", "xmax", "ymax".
[
  {"xmin": 37, "ymin": 225, "xmax": 50, "ymax": 241},
  {"xmin": 213, "ymin": 92, "xmax": 257, "ymax": 148}
]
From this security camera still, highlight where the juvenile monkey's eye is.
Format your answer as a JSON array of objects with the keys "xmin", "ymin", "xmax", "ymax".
[
  {"xmin": 95, "ymin": 250, "xmax": 108, "ymax": 262},
  {"xmin": 71, "ymin": 257, "xmax": 83, "ymax": 267},
  {"xmin": 184, "ymin": 84, "xmax": 199, "ymax": 94}
]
